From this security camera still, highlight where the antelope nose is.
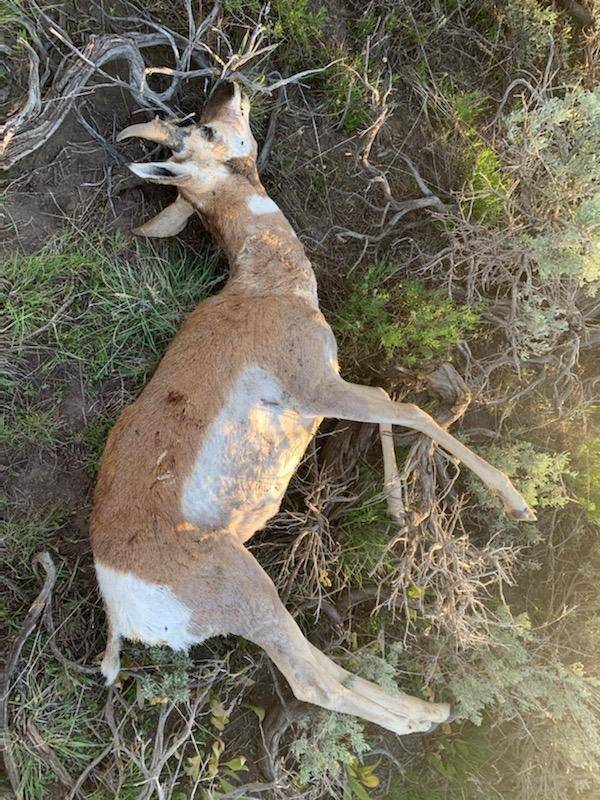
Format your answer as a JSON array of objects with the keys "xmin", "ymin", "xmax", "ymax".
[{"xmin": 209, "ymin": 79, "xmax": 238, "ymax": 105}]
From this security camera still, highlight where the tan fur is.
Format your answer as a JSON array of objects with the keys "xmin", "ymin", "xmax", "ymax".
[
  {"xmin": 91, "ymin": 290, "xmax": 332, "ymax": 585},
  {"xmin": 90, "ymin": 81, "xmax": 535, "ymax": 734}
]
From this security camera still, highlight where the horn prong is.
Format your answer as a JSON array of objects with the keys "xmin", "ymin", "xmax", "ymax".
[{"xmin": 116, "ymin": 118, "xmax": 186, "ymax": 150}]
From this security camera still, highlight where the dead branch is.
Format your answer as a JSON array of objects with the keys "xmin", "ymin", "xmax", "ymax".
[
  {"xmin": 0, "ymin": 39, "xmax": 41, "ymax": 137},
  {"xmin": 1, "ymin": 1, "xmax": 337, "ymax": 172},
  {"xmin": 1, "ymin": 32, "xmax": 178, "ymax": 170},
  {"xmin": 363, "ymin": 363, "xmax": 518, "ymax": 645},
  {"xmin": 334, "ymin": 107, "xmax": 453, "ymax": 248},
  {"xmin": 261, "ymin": 699, "xmax": 305, "ymax": 782},
  {"xmin": 0, "ymin": 552, "xmax": 56, "ymax": 796},
  {"xmin": 258, "ymin": 81, "xmax": 284, "ymax": 173},
  {"xmin": 42, "ymin": 590, "xmax": 99, "ymax": 675},
  {"xmin": 25, "ymin": 719, "xmax": 75, "ymax": 791}
]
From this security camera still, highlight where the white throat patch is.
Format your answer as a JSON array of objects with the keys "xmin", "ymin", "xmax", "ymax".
[{"xmin": 247, "ymin": 195, "xmax": 279, "ymax": 215}]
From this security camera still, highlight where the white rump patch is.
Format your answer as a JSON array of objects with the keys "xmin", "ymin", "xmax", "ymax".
[
  {"xmin": 247, "ymin": 195, "xmax": 279, "ymax": 215},
  {"xmin": 95, "ymin": 561, "xmax": 200, "ymax": 650}
]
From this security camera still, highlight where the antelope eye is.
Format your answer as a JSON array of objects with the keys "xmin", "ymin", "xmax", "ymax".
[{"xmin": 200, "ymin": 125, "xmax": 216, "ymax": 142}]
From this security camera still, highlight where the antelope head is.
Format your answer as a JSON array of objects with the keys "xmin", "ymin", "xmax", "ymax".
[{"xmin": 118, "ymin": 80, "xmax": 258, "ymax": 237}]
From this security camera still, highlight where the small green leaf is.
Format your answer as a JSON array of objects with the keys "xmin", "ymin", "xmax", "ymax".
[
  {"xmin": 347, "ymin": 775, "xmax": 372, "ymax": 800},
  {"xmin": 224, "ymin": 756, "xmax": 247, "ymax": 772},
  {"xmin": 243, "ymin": 702, "xmax": 266, "ymax": 722},
  {"xmin": 184, "ymin": 754, "xmax": 202, "ymax": 779}
]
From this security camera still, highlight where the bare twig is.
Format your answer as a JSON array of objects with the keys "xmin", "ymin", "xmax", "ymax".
[
  {"xmin": 0, "ymin": 552, "xmax": 57, "ymax": 796},
  {"xmin": 42, "ymin": 592, "xmax": 99, "ymax": 675},
  {"xmin": 25, "ymin": 719, "xmax": 75, "ymax": 790}
]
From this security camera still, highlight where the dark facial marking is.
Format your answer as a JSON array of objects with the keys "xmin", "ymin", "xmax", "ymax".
[
  {"xmin": 200, "ymin": 125, "xmax": 216, "ymax": 142},
  {"xmin": 225, "ymin": 156, "xmax": 260, "ymax": 188}
]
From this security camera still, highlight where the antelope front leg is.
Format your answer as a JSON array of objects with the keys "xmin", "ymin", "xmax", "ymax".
[{"xmin": 303, "ymin": 380, "xmax": 536, "ymax": 522}]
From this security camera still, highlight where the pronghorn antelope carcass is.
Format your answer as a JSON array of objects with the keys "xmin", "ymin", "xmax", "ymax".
[{"xmin": 90, "ymin": 80, "xmax": 536, "ymax": 736}]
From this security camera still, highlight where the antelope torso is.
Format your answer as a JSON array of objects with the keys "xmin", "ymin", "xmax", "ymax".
[{"xmin": 90, "ymin": 288, "xmax": 335, "ymax": 586}]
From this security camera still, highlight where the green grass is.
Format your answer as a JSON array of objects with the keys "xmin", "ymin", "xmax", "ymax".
[
  {"xmin": 326, "ymin": 56, "xmax": 372, "ymax": 134},
  {"xmin": 435, "ymin": 84, "xmax": 508, "ymax": 224},
  {"xmin": 1, "ymin": 513, "xmax": 66, "ymax": 582},
  {"xmin": 385, "ymin": 721, "xmax": 495, "ymax": 799},
  {"xmin": 446, "ymin": 88, "xmax": 488, "ymax": 127},
  {"xmin": 0, "ymin": 0, "xmax": 23, "ymax": 29},
  {"xmin": 9, "ymin": 409, "xmax": 57, "ymax": 445},
  {"xmin": 222, "ymin": 0, "xmax": 262, "ymax": 14},
  {"xmin": 79, "ymin": 413, "xmax": 115, "ymax": 472},
  {"xmin": 334, "ymin": 264, "xmax": 479, "ymax": 372},
  {"xmin": 2, "ymin": 230, "xmax": 219, "ymax": 382},
  {"xmin": 338, "ymin": 466, "xmax": 396, "ymax": 586},
  {"xmin": 574, "ymin": 433, "xmax": 600, "ymax": 525},
  {"xmin": 12, "ymin": 662, "xmax": 105, "ymax": 800},
  {"xmin": 464, "ymin": 144, "xmax": 508, "ymax": 224},
  {"xmin": 1, "ymin": 227, "xmax": 224, "ymax": 800}
]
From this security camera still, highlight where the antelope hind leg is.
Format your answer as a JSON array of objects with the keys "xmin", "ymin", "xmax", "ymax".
[
  {"xmin": 215, "ymin": 535, "xmax": 452, "ymax": 734},
  {"xmin": 101, "ymin": 618, "xmax": 122, "ymax": 685},
  {"xmin": 307, "ymin": 643, "xmax": 451, "ymax": 724},
  {"xmin": 258, "ymin": 610, "xmax": 450, "ymax": 735},
  {"xmin": 380, "ymin": 422, "xmax": 405, "ymax": 520}
]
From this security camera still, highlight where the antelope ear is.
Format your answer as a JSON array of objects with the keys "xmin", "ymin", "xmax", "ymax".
[
  {"xmin": 132, "ymin": 196, "xmax": 195, "ymax": 238},
  {"xmin": 128, "ymin": 161, "xmax": 192, "ymax": 186}
]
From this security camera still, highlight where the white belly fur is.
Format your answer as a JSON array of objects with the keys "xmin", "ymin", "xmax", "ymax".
[
  {"xmin": 182, "ymin": 366, "xmax": 317, "ymax": 536},
  {"xmin": 95, "ymin": 561, "xmax": 203, "ymax": 649}
]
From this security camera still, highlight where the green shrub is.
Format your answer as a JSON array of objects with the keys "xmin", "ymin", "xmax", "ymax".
[
  {"xmin": 468, "ymin": 441, "xmax": 574, "ymax": 545},
  {"xmin": 338, "ymin": 466, "xmax": 395, "ymax": 586},
  {"xmin": 137, "ymin": 647, "xmax": 193, "ymax": 704},
  {"xmin": 446, "ymin": 610, "xmax": 600, "ymax": 797},
  {"xmin": 271, "ymin": 0, "xmax": 326, "ymax": 57},
  {"xmin": 573, "ymin": 434, "xmax": 600, "ymax": 525},
  {"xmin": 447, "ymin": 88, "xmax": 488, "ymax": 127},
  {"xmin": 511, "ymin": 289, "xmax": 569, "ymax": 357},
  {"xmin": 334, "ymin": 265, "xmax": 479, "ymax": 370},
  {"xmin": 464, "ymin": 145, "xmax": 508, "ymax": 224},
  {"xmin": 496, "ymin": 0, "xmax": 573, "ymax": 69},
  {"xmin": 506, "ymin": 88, "xmax": 600, "ymax": 286},
  {"xmin": 291, "ymin": 709, "xmax": 369, "ymax": 788},
  {"xmin": 343, "ymin": 641, "xmax": 406, "ymax": 695},
  {"xmin": 475, "ymin": 441, "xmax": 573, "ymax": 512}
]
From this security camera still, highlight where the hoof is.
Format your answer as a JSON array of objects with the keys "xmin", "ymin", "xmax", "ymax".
[
  {"xmin": 507, "ymin": 506, "xmax": 537, "ymax": 523},
  {"xmin": 425, "ymin": 705, "xmax": 461, "ymax": 733}
]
